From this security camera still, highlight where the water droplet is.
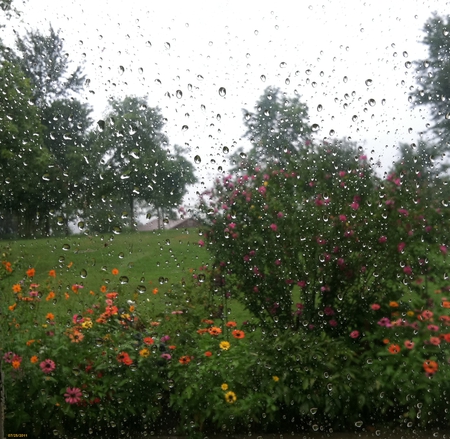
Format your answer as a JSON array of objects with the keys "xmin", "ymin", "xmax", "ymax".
[
  {"xmin": 136, "ymin": 285, "xmax": 146, "ymax": 294},
  {"xmin": 403, "ymin": 51, "xmax": 408, "ymax": 58},
  {"xmin": 198, "ymin": 274, "xmax": 206, "ymax": 283},
  {"xmin": 119, "ymin": 276, "xmax": 129, "ymax": 284},
  {"xmin": 311, "ymin": 123, "xmax": 320, "ymax": 132},
  {"xmin": 329, "ymin": 129, "xmax": 335, "ymax": 136},
  {"xmin": 112, "ymin": 226, "xmax": 122, "ymax": 235},
  {"xmin": 80, "ymin": 269, "xmax": 87, "ymax": 278},
  {"xmin": 355, "ymin": 421, "xmax": 363, "ymax": 428},
  {"xmin": 194, "ymin": 155, "xmax": 201, "ymax": 164},
  {"xmin": 317, "ymin": 104, "xmax": 323, "ymax": 112},
  {"xmin": 176, "ymin": 90, "xmax": 183, "ymax": 99},
  {"xmin": 218, "ymin": 87, "xmax": 226, "ymax": 97},
  {"xmin": 405, "ymin": 61, "xmax": 411, "ymax": 69},
  {"xmin": 62, "ymin": 244, "xmax": 70, "ymax": 251},
  {"xmin": 223, "ymin": 146, "xmax": 229, "ymax": 154},
  {"xmin": 365, "ymin": 79, "xmax": 372, "ymax": 86},
  {"xmin": 138, "ymin": 67, "xmax": 143, "ymax": 74},
  {"xmin": 164, "ymin": 42, "xmax": 171, "ymax": 49},
  {"xmin": 285, "ymin": 78, "xmax": 290, "ymax": 85},
  {"xmin": 216, "ymin": 113, "xmax": 221, "ymax": 121},
  {"xmin": 97, "ymin": 120, "xmax": 105, "ymax": 132},
  {"xmin": 118, "ymin": 66, "xmax": 125, "ymax": 75},
  {"xmin": 42, "ymin": 174, "xmax": 50, "ymax": 181},
  {"xmin": 78, "ymin": 221, "xmax": 85, "ymax": 230},
  {"xmin": 279, "ymin": 62, "xmax": 287, "ymax": 68},
  {"xmin": 310, "ymin": 408, "xmax": 318, "ymax": 415},
  {"xmin": 368, "ymin": 98, "xmax": 376, "ymax": 107},
  {"xmin": 158, "ymin": 276, "xmax": 165, "ymax": 284},
  {"xmin": 352, "ymin": 115, "xmax": 358, "ymax": 122},
  {"xmin": 343, "ymin": 76, "xmax": 348, "ymax": 83},
  {"xmin": 181, "ymin": 125, "xmax": 189, "ymax": 132},
  {"xmin": 146, "ymin": 41, "xmax": 152, "ymax": 47}
]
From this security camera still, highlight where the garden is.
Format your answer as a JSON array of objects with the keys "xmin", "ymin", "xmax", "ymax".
[{"xmin": 2, "ymin": 140, "xmax": 450, "ymax": 439}]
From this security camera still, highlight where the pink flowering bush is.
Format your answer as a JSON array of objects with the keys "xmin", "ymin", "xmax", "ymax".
[{"xmin": 199, "ymin": 143, "xmax": 449, "ymax": 334}]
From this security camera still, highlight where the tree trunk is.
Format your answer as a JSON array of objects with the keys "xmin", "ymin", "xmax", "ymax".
[{"xmin": 129, "ymin": 194, "xmax": 135, "ymax": 231}]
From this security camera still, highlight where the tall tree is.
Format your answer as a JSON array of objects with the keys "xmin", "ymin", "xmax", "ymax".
[
  {"xmin": 0, "ymin": 61, "xmax": 48, "ymax": 237},
  {"xmin": 92, "ymin": 96, "xmax": 196, "ymax": 231},
  {"xmin": 410, "ymin": 14, "xmax": 450, "ymax": 146},
  {"xmin": 241, "ymin": 86, "xmax": 312, "ymax": 164}
]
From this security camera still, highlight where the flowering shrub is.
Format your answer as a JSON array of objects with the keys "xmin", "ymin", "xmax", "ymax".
[{"xmin": 199, "ymin": 144, "xmax": 449, "ymax": 334}]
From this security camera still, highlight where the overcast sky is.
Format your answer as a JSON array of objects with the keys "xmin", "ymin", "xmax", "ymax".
[{"xmin": 3, "ymin": 0, "xmax": 447, "ymax": 207}]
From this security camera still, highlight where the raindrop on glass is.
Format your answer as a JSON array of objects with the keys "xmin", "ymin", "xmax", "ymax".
[
  {"xmin": 194, "ymin": 155, "xmax": 201, "ymax": 164},
  {"xmin": 176, "ymin": 90, "xmax": 183, "ymax": 99},
  {"xmin": 80, "ymin": 269, "xmax": 87, "ymax": 279},
  {"xmin": 218, "ymin": 87, "xmax": 226, "ymax": 97},
  {"xmin": 365, "ymin": 79, "xmax": 372, "ymax": 86}
]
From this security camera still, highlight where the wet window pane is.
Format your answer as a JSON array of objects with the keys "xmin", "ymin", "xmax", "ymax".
[{"xmin": 1, "ymin": 2, "xmax": 450, "ymax": 438}]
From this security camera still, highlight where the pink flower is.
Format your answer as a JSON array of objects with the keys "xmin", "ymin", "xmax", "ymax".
[
  {"xmin": 161, "ymin": 353, "xmax": 172, "ymax": 360},
  {"xmin": 29, "ymin": 291, "xmax": 39, "ymax": 297},
  {"xmin": 403, "ymin": 266, "xmax": 412, "ymax": 276},
  {"xmin": 350, "ymin": 330, "xmax": 360, "ymax": 339},
  {"xmin": 370, "ymin": 304, "xmax": 380, "ymax": 310},
  {"xmin": 198, "ymin": 240, "xmax": 205, "ymax": 247},
  {"xmin": 324, "ymin": 306, "xmax": 335, "ymax": 316},
  {"xmin": 404, "ymin": 340, "xmax": 415, "ymax": 349},
  {"xmin": 64, "ymin": 387, "xmax": 83, "ymax": 404},
  {"xmin": 440, "ymin": 245, "xmax": 448, "ymax": 255},
  {"xmin": 377, "ymin": 317, "xmax": 392, "ymax": 327},
  {"xmin": 397, "ymin": 242, "xmax": 406, "ymax": 253},
  {"xmin": 40, "ymin": 359, "xmax": 56, "ymax": 374},
  {"xmin": 350, "ymin": 202, "xmax": 359, "ymax": 210},
  {"xmin": 105, "ymin": 299, "xmax": 113, "ymax": 306},
  {"xmin": 339, "ymin": 171, "xmax": 346, "ymax": 178},
  {"xmin": 329, "ymin": 319, "xmax": 338, "ymax": 327},
  {"xmin": 258, "ymin": 186, "xmax": 267, "ymax": 196},
  {"xmin": 72, "ymin": 314, "xmax": 83, "ymax": 324},
  {"xmin": 378, "ymin": 236, "xmax": 387, "ymax": 244},
  {"xmin": 161, "ymin": 335, "xmax": 170, "ymax": 343},
  {"xmin": 398, "ymin": 208, "xmax": 409, "ymax": 217},
  {"xmin": 297, "ymin": 280, "xmax": 306, "ymax": 288},
  {"xmin": 228, "ymin": 222, "xmax": 236, "ymax": 229},
  {"xmin": 277, "ymin": 212, "xmax": 284, "ymax": 218},
  {"xmin": 430, "ymin": 337, "xmax": 441, "ymax": 346},
  {"xmin": 3, "ymin": 352, "xmax": 14, "ymax": 363},
  {"xmin": 275, "ymin": 259, "xmax": 281, "ymax": 266},
  {"xmin": 270, "ymin": 223, "xmax": 278, "ymax": 232},
  {"xmin": 427, "ymin": 324, "xmax": 439, "ymax": 332},
  {"xmin": 339, "ymin": 214, "xmax": 347, "ymax": 222}
]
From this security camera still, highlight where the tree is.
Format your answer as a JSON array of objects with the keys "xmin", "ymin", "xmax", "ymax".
[
  {"xmin": 7, "ymin": 26, "xmax": 86, "ymax": 107},
  {"xmin": 241, "ymin": 86, "xmax": 312, "ymax": 165},
  {"xmin": 411, "ymin": 14, "xmax": 450, "ymax": 146},
  {"xmin": 91, "ymin": 96, "xmax": 196, "ymax": 231},
  {"xmin": 0, "ymin": 61, "xmax": 49, "ymax": 237}
]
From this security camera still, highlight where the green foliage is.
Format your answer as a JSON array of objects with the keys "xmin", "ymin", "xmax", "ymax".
[{"xmin": 411, "ymin": 14, "xmax": 450, "ymax": 145}]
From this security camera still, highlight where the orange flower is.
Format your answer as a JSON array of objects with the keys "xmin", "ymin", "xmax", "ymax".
[
  {"xmin": 26, "ymin": 339, "xmax": 35, "ymax": 346},
  {"xmin": 106, "ymin": 292, "xmax": 118, "ymax": 300},
  {"xmin": 443, "ymin": 333, "xmax": 450, "ymax": 342},
  {"xmin": 30, "ymin": 355, "xmax": 39, "ymax": 364},
  {"xmin": 179, "ymin": 355, "xmax": 191, "ymax": 365},
  {"xmin": 12, "ymin": 284, "xmax": 22, "ymax": 293},
  {"xmin": 112, "ymin": 268, "xmax": 119, "ymax": 275},
  {"xmin": 202, "ymin": 319, "xmax": 214, "ymax": 325},
  {"xmin": 3, "ymin": 261, "xmax": 12, "ymax": 272},
  {"xmin": 232, "ymin": 329, "xmax": 245, "ymax": 339},
  {"xmin": 442, "ymin": 301, "xmax": 450, "ymax": 309},
  {"xmin": 169, "ymin": 345, "xmax": 176, "ymax": 350},
  {"xmin": 46, "ymin": 291, "xmax": 55, "ymax": 302},
  {"xmin": 152, "ymin": 288, "xmax": 158, "ymax": 294},
  {"xmin": 382, "ymin": 338, "xmax": 390, "ymax": 344},
  {"xmin": 8, "ymin": 303, "xmax": 16, "ymax": 311},
  {"xmin": 423, "ymin": 360, "xmax": 438, "ymax": 374},
  {"xmin": 67, "ymin": 262, "xmax": 73, "ymax": 268},
  {"xmin": 48, "ymin": 270, "xmax": 56, "ymax": 278},
  {"xmin": 12, "ymin": 360, "xmax": 21, "ymax": 369},
  {"xmin": 100, "ymin": 285, "xmax": 107, "ymax": 293},
  {"xmin": 208, "ymin": 326, "xmax": 222, "ymax": 336},
  {"xmin": 388, "ymin": 344, "xmax": 401, "ymax": 354},
  {"xmin": 64, "ymin": 292, "xmax": 70, "ymax": 300},
  {"xmin": 226, "ymin": 321, "xmax": 237, "ymax": 328},
  {"xmin": 143, "ymin": 337, "xmax": 154, "ymax": 346},
  {"xmin": 46, "ymin": 313, "xmax": 55, "ymax": 321},
  {"xmin": 150, "ymin": 321, "xmax": 160, "ymax": 327},
  {"xmin": 69, "ymin": 331, "xmax": 84, "ymax": 343},
  {"xmin": 197, "ymin": 328, "xmax": 208, "ymax": 335},
  {"xmin": 430, "ymin": 336, "xmax": 441, "ymax": 346},
  {"xmin": 129, "ymin": 305, "xmax": 135, "ymax": 312},
  {"xmin": 389, "ymin": 301, "xmax": 399, "ymax": 308},
  {"xmin": 205, "ymin": 351, "xmax": 212, "ymax": 357},
  {"xmin": 26, "ymin": 268, "xmax": 35, "ymax": 277}
]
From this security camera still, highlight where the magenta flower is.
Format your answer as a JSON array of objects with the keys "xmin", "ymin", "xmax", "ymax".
[
  {"xmin": 377, "ymin": 317, "xmax": 392, "ymax": 327},
  {"xmin": 161, "ymin": 335, "xmax": 170, "ymax": 343},
  {"xmin": 275, "ymin": 259, "xmax": 281, "ymax": 266},
  {"xmin": 378, "ymin": 236, "xmax": 387, "ymax": 244},
  {"xmin": 3, "ymin": 352, "xmax": 14, "ymax": 363},
  {"xmin": 270, "ymin": 223, "xmax": 278, "ymax": 232},
  {"xmin": 277, "ymin": 211, "xmax": 284, "ymax": 218},
  {"xmin": 350, "ymin": 330, "xmax": 360, "ymax": 339},
  {"xmin": 258, "ymin": 186, "xmax": 267, "ymax": 196},
  {"xmin": 228, "ymin": 222, "xmax": 236, "ymax": 229},
  {"xmin": 350, "ymin": 202, "xmax": 359, "ymax": 210},
  {"xmin": 324, "ymin": 306, "xmax": 335, "ymax": 316},
  {"xmin": 329, "ymin": 319, "xmax": 338, "ymax": 327},
  {"xmin": 397, "ymin": 242, "xmax": 406, "ymax": 253},
  {"xmin": 339, "ymin": 214, "xmax": 347, "ymax": 222},
  {"xmin": 40, "ymin": 359, "xmax": 56, "ymax": 374},
  {"xmin": 198, "ymin": 240, "xmax": 205, "ymax": 247},
  {"xmin": 297, "ymin": 280, "xmax": 306, "ymax": 288},
  {"xmin": 339, "ymin": 171, "xmax": 346, "ymax": 178},
  {"xmin": 370, "ymin": 304, "xmax": 380, "ymax": 310},
  {"xmin": 440, "ymin": 245, "xmax": 448, "ymax": 255},
  {"xmin": 64, "ymin": 387, "xmax": 83, "ymax": 404},
  {"xmin": 403, "ymin": 266, "xmax": 412, "ymax": 276},
  {"xmin": 427, "ymin": 324, "xmax": 439, "ymax": 332},
  {"xmin": 161, "ymin": 353, "xmax": 172, "ymax": 360},
  {"xmin": 398, "ymin": 208, "xmax": 409, "ymax": 216}
]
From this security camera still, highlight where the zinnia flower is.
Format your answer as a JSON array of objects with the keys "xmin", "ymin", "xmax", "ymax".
[
  {"xmin": 26, "ymin": 268, "xmax": 35, "ymax": 277},
  {"xmin": 349, "ymin": 330, "xmax": 360, "ymax": 339},
  {"xmin": 143, "ymin": 336, "xmax": 154, "ymax": 345},
  {"xmin": 40, "ymin": 359, "xmax": 56, "ymax": 374},
  {"xmin": 111, "ymin": 268, "xmax": 119, "ymax": 275},
  {"xmin": 204, "ymin": 351, "xmax": 212, "ymax": 357},
  {"xmin": 12, "ymin": 284, "xmax": 21, "ymax": 293},
  {"xmin": 404, "ymin": 340, "xmax": 415, "ymax": 349},
  {"xmin": 46, "ymin": 313, "xmax": 55, "ymax": 321},
  {"xmin": 388, "ymin": 344, "xmax": 401, "ymax": 354},
  {"xmin": 423, "ymin": 360, "xmax": 438, "ymax": 375},
  {"xmin": 48, "ymin": 270, "xmax": 56, "ymax": 278},
  {"xmin": 179, "ymin": 356, "xmax": 191, "ymax": 365},
  {"xmin": 221, "ymin": 383, "xmax": 228, "ymax": 391},
  {"xmin": 225, "ymin": 321, "xmax": 237, "ymax": 328},
  {"xmin": 219, "ymin": 341, "xmax": 230, "ymax": 350},
  {"xmin": 64, "ymin": 387, "xmax": 83, "ymax": 404},
  {"xmin": 139, "ymin": 348, "xmax": 150, "ymax": 357},
  {"xmin": 69, "ymin": 331, "xmax": 84, "ymax": 343},
  {"xmin": 272, "ymin": 376, "xmax": 279, "ymax": 382},
  {"xmin": 225, "ymin": 391, "xmax": 237, "ymax": 404},
  {"xmin": 232, "ymin": 330, "xmax": 245, "ymax": 339},
  {"xmin": 208, "ymin": 326, "xmax": 222, "ymax": 336},
  {"xmin": 160, "ymin": 353, "xmax": 171, "ymax": 360},
  {"xmin": 30, "ymin": 355, "xmax": 39, "ymax": 364}
]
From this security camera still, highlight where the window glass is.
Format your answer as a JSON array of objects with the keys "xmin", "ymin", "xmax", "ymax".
[{"xmin": 1, "ymin": 1, "xmax": 449, "ymax": 438}]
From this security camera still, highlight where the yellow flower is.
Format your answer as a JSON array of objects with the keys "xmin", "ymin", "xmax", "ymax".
[
  {"xmin": 81, "ymin": 320, "xmax": 93, "ymax": 329},
  {"xmin": 263, "ymin": 181, "xmax": 268, "ymax": 186},
  {"xmin": 406, "ymin": 310, "xmax": 415, "ymax": 317},
  {"xmin": 221, "ymin": 383, "xmax": 228, "ymax": 391},
  {"xmin": 272, "ymin": 376, "xmax": 279, "ymax": 382},
  {"xmin": 224, "ymin": 391, "xmax": 237, "ymax": 404},
  {"xmin": 219, "ymin": 341, "xmax": 230, "ymax": 350},
  {"xmin": 139, "ymin": 348, "xmax": 150, "ymax": 357}
]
